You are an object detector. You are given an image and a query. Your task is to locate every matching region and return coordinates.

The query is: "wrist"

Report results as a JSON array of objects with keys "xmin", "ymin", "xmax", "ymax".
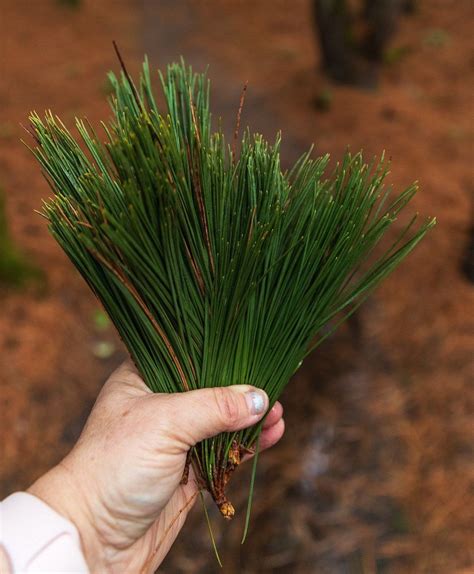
[{"xmin": 27, "ymin": 461, "xmax": 105, "ymax": 572}]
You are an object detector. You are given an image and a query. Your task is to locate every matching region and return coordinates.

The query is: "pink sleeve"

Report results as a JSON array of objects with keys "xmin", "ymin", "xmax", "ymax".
[{"xmin": 0, "ymin": 492, "xmax": 89, "ymax": 573}]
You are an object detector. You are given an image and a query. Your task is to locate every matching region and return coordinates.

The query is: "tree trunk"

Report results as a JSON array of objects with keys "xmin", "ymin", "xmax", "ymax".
[
  {"xmin": 312, "ymin": 0, "xmax": 360, "ymax": 84},
  {"xmin": 312, "ymin": 0, "xmax": 418, "ymax": 85},
  {"xmin": 365, "ymin": 0, "xmax": 402, "ymax": 61}
]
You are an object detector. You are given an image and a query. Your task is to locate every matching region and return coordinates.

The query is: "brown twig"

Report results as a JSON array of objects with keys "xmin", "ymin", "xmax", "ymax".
[
  {"xmin": 90, "ymin": 248, "xmax": 191, "ymax": 391},
  {"xmin": 232, "ymin": 80, "xmax": 248, "ymax": 163},
  {"xmin": 140, "ymin": 489, "xmax": 199, "ymax": 574},
  {"xmin": 112, "ymin": 40, "xmax": 142, "ymax": 109}
]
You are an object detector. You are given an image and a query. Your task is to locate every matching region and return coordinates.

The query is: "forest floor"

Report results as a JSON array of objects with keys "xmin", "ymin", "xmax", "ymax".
[{"xmin": 0, "ymin": 1, "xmax": 472, "ymax": 573}]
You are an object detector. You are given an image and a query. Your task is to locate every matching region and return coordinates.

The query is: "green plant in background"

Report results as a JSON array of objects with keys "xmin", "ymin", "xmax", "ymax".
[
  {"xmin": 92, "ymin": 308, "xmax": 111, "ymax": 331},
  {"xmin": 314, "ymin": 86, "xmax": 333, "ymax": 111},
  {"xmin": 383, "ymin": 44, "xmax": 412, "ymax": 65},
  {"xmin": 423, "ymin": 28, "xmax": 450, "ymax": 48},
  {"xmin": 0, "ymin": 189, "xmax": 42, "ymax": 288},
  {"xmin": 91, "ymin": 308, "xmax": 115, "ymax": 360},
  {"xmin": 28, "ymin": 55, "xmax": 434, "ymax": 529}
]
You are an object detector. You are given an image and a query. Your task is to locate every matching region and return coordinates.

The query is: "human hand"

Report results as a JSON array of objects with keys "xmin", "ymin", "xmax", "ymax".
[{"xmin": 28, "ymin": 362, "xmax": 285, "ymax": 573}]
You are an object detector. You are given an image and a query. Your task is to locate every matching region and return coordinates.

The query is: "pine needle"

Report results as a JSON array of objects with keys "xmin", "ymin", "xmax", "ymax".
[
  {"xmin": 28, "ymin": 56, "xmax": 435, "ymax": 520},
  {"xmin": 200, "ymin": 490, "xmax": 223, "ymax": 567},
  {"xmin": 241, "ymin": 434, "xmax": 260, "ymax": 544}
]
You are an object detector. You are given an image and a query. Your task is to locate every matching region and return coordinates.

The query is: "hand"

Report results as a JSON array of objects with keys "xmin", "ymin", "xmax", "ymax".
[{"xmin": 28, "ymin": 362, "xmax": 285, "ymax": 573}]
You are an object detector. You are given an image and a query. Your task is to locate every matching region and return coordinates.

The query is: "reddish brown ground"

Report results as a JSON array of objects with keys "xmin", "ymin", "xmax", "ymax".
[{"xmin": 0, "ymin": 1, "xmax": 472, "ymax": 573}]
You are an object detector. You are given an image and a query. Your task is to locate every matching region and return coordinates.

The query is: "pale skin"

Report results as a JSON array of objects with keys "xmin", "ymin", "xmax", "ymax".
[{"xmin": 10, "ymin": 362, "xmax": 285, "ymax": 573}]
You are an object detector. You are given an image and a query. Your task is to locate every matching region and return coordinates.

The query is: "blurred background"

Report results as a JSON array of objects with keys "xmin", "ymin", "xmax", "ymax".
[{"xmin": 0, "ymin": 1, "xmax": 473, "ymax": 572}]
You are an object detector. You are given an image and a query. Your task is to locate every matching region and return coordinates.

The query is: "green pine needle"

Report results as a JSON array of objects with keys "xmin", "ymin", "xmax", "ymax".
[
  {"xmin": 27, "ymin": 56, "xmax": 435, "ymax": 519},
  {"xmin": 200, "ymin": 490, "xmax": 223, "ymax": 567},
  {"xmin": 241, "ymin": 434, "xmax": 260, "ymax": 544}
]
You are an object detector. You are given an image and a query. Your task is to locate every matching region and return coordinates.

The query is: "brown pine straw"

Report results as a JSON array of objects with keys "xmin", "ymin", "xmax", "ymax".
[{"xmin": 141, "ymin": 489, "xmax": 199, "ymax": 574}]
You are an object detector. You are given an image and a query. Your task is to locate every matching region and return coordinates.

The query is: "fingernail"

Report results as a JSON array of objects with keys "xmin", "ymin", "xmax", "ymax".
[{"xmin": 246, "ymin": 390, "xmax": 267, "ymax": 415}]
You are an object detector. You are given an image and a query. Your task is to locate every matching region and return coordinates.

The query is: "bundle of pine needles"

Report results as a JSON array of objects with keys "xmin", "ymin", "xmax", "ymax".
[{"xmin": 28, "ymin": 55, "xmax": 434, "ymax": 525}]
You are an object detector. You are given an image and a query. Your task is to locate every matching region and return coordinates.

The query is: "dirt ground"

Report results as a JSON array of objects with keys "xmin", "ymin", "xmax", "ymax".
[{"xmin": 0, "ymin": 1, "xmax": 472, "ymax": 573}]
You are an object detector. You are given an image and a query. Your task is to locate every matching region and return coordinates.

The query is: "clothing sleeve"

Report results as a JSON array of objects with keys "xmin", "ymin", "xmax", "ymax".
[{"xmin": 0, "ymin": 492, "xmax": 89, "ymax": 573}]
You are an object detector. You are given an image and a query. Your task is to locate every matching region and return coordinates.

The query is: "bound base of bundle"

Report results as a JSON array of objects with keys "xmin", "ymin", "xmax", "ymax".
[{"xmin": 181, "ymin": 440, "xmax": 255, "ymax": 519}]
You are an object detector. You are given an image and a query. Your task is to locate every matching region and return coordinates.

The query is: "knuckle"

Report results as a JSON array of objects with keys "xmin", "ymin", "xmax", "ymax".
[{"xmin": 213, "ymin": 388, "xmax": 242, "ymax": 427}]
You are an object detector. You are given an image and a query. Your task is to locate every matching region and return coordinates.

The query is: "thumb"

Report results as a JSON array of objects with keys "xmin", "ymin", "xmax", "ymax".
[{"xmin": 157, "ymin": 385, "xmax": 269, "ymax": 446}]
